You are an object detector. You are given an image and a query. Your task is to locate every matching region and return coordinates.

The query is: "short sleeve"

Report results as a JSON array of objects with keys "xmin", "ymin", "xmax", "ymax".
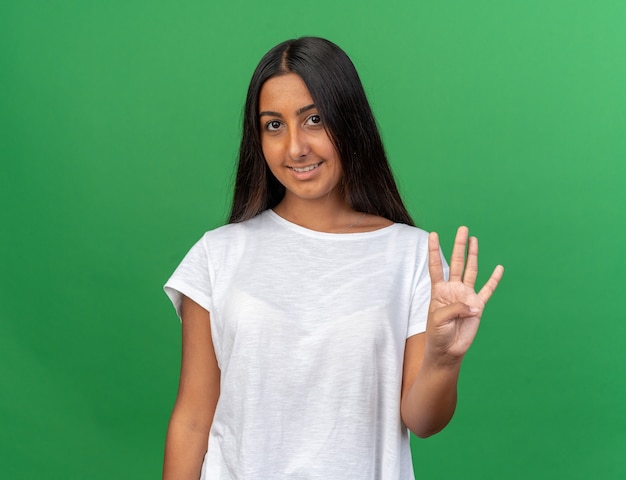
[
  {"xmin": 407, "ymin": 246, "xmax": 449, "ymax": 338},
  {"xmin": 164, "ymin": 235, "xmax": 214, "ymax": 320}
]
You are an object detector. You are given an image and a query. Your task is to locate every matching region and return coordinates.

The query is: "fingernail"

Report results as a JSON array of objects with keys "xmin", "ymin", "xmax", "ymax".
[{"xmin": 469, "ymin": 307, "xmax": 480, "ymax": 314}]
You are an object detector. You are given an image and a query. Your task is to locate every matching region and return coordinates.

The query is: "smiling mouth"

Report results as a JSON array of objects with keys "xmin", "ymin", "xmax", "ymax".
[{"xmin": 289, "ymin": 162, "xmax": 322, "ymax": 173}]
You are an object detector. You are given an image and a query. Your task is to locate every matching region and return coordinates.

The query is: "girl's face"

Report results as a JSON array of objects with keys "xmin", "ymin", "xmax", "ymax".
[{"xmin": 259, "ymin": 73, "xmax": 344, "ymax": 206}]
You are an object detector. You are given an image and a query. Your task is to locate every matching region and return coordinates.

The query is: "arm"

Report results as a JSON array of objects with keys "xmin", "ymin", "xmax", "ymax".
[
  {"xmin": 401, "ymin": 227, "xmax": 504, "ymax": 438},
  {"xmin": 163, "ymin": 296, "xmax": 221, "ymax": 480}
]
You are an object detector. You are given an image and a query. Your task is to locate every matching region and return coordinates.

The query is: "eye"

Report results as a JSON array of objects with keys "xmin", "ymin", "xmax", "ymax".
[
  {"xmin": 264, "ymin": 120, "xmax": 283, "ymax": 131},
  {"xmin": 305, "ymin": 114, "xmax": 322, "ymax": 126}
]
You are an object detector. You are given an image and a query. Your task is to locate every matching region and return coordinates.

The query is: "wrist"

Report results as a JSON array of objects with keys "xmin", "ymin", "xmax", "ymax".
[{"xmin": 422, "ymin": 344, "xmax": 464, "ymax": 371}]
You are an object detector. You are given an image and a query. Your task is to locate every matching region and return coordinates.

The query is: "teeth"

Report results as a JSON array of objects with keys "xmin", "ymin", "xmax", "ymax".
[{"xmin": 292, "ymin": 163, "xmax": 320, "ymax": 173}]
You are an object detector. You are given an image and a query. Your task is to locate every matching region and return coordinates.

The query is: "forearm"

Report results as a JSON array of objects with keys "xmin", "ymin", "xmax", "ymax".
[
  {"xmin": 164, "ymin": 296, "xmax": 220, "ymax": 479},
  {"xmin": 400, "ymin": 356, "xmax": 462, "ymax": 438},
  {"xmin": 163, "ymin": 409, "xmax": 211, "ymax": 480}
]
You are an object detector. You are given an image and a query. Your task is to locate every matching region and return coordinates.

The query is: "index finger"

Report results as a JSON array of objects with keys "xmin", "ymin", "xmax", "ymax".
[{"xmin": 428, "ymin": 232, "xmax": 445, "ymax": 284}]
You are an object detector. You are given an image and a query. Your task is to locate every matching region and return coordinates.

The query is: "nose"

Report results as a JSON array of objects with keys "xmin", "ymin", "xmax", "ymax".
[{"xmin": 287, "ymin": 127, "xmax": 311, "ymax": 160}]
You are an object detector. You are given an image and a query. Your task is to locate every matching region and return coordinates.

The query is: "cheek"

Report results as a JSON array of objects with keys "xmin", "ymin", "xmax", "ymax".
[
  {"xmin": 327, "ymin": 147, "xmax": 343, "ymax": 175},
  {"xmin": 261, "ymin": 144, "xmax": 283, "ymax": 178},
  {"xmin": 320, "ymin": 139, "xmax": 340, "ymax": 165},
  {"xmin": 260, "ymin": 141, "xmax": 275, "ymax": 165},
  {"xmin": 261, "ymin": 135, "xmax": 283, "ymax": 159}
]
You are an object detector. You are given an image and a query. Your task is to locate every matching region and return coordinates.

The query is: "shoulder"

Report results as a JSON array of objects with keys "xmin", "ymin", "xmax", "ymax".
[
  {"xmin": 387, "ymin": 221, "xmax": 430, "ymax": 244},
  {"xmin": 378, "ymin": 223, "xmax": 431, "ymax": 264},
  {"xmin": 394, "ymin": 223, "xmax": 430, "ymax": 240},
  {"xmin": 355, "ymin": 214, "xmax": 429, "ymax": 242},
  {"xmin": 197, "ymin": 210, "xmax": 274, "ymax": 247}
]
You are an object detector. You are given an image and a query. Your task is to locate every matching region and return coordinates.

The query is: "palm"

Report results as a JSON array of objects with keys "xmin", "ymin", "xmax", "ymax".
[{"xmin": 426, "ymin": 227, "xmax": 503, "ymax": 362}]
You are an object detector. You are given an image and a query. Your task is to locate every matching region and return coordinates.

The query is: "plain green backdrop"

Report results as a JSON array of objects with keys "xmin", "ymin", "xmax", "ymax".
[{"xmin": 1, "ymin": 0, "xmax": 625, "ymax": 478}]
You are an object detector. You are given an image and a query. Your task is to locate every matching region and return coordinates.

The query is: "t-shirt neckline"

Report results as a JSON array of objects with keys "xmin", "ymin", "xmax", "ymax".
[{"xmin": 265, "ymin": 209, "xmax": 399, "ymax": 239}]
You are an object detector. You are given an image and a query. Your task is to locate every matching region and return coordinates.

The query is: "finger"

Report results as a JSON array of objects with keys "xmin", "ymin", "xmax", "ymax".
[
  {"xmin": 463, "ymin": 236, "xmax": 479, "ymax": 287},
  {"xmin": 449, "ymin": 226, "xmax": 468, "ymax": 282},
  {"xmin": 478, "ymin": 265, "xmax": 504, "ymax": 303},
  {"xmin": 428, "ymin": 232, "xmax": 445, "ymax": 284},
  {"xmin": 429, "ymin": 302, "xmax": 480, "ymax": 325}
]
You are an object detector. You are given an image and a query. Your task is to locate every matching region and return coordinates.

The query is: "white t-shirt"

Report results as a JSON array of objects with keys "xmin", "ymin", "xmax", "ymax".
[{"xmin": 165, "ymin": 209, "xmax": 445, "ymax": 480}]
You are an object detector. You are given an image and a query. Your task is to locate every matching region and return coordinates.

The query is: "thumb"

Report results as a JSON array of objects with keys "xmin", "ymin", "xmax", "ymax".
[{"xmin": 429, "ymin": 302, "xmax": 480, "ymax": 325}]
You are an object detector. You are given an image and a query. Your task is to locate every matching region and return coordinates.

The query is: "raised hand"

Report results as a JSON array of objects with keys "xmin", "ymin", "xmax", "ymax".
[{"xmin": 426, "ymin": 226, "xmax": 504, "ymax": 366}]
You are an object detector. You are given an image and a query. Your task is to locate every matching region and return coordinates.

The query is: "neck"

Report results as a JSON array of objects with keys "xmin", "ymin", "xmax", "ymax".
[{"xmin": 273, "ymin": 193, "xmax": 359, "ymax": 233}]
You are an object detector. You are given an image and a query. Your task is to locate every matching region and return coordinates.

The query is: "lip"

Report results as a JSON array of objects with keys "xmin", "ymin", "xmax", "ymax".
[{"xmin": 287, "ymin": 161, "xmax": 323, "ymax": 179}]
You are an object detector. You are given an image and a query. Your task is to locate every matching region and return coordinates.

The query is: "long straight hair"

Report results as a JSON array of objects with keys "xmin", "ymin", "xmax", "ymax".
[{"xmin": 228, "ymin": 37, "xmax": 414, "ymax": 226}]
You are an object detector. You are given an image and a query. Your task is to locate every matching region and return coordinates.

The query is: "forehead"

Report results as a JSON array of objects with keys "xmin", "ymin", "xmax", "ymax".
[{"xmin": 259, "ymin": 73, "xmax": 314, "ymax": 112}]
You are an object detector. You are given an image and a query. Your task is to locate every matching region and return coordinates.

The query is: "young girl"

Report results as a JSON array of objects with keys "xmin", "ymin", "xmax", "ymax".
[{"xmin": 163, "ymin": 37, "xmax": 503, "ymax": 480}]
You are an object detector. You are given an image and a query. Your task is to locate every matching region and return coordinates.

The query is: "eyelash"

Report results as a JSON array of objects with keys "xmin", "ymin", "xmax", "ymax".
[
  {"xmin": 306, "ymin": 114, "xmax": 322, "ymax": 126},
  {"xmin": 265, "ymin": 120, "xmax": 282, "ymax": 131},
  {"xmin": 263, "ymin": 114, "xmax": 323, "ymax": 132}
]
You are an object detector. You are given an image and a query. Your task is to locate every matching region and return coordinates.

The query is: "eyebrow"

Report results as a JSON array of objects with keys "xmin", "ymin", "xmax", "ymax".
[
  {"xmin": 296, "ymin": 104, "xmax": 316, "ymax": 115},
  {"xmin": 259, "ymin": 104, "xmax": 316, "ymax": 118}
]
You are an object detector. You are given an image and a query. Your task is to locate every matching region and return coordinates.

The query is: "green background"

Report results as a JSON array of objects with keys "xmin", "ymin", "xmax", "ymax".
[{"xmin": 1, "ymin": 0, "xmax": 625, "ymax": 478}]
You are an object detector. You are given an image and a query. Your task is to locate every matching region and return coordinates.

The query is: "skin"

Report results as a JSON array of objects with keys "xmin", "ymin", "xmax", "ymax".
[
  {"xmin": 259, "ymin": 73, "xmax": 391, "ymax": 232},
  {"xmin": 401, "ymin": 228, "xmax": 504, "ymax": 437},
  {"xmin": 163, "ymin": 297, "xmax": 219, "ymax": 480},
  {"xmin": 162, "ymin": 73, "xmax": 504, "ymax": 478}
]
